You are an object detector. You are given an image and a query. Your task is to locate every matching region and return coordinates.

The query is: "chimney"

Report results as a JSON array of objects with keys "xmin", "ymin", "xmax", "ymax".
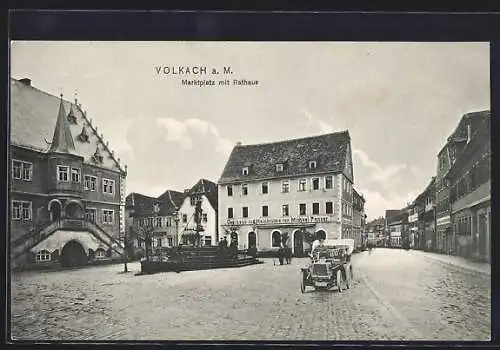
[
  {"xmin": 467, "ymin": 123, "xmax": 472, "ymax": 144},
  {"xmin": 19, "ymin": 78, "xmax": 31, "ymax": 86},
  {"xmin": 236, "ymin": 141, "xmax": 242, "ymax": 146}
]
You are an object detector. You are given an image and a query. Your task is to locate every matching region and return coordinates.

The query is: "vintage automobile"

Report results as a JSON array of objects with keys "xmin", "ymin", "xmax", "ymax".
[{"xmin": 300, "ymin": 239, "xmax": 354, "ymax": 293}]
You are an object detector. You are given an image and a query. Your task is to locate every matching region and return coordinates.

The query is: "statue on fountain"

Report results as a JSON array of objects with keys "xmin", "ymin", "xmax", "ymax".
[{"xmin": 193, "ymin": 197, "xmax": 204, "ymax": 247}]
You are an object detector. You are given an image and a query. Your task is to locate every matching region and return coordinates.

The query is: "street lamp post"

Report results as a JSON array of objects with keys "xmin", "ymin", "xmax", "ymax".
[{"xmin": 174, "ymin": 211, "xmax": 180, "ymax": 247}]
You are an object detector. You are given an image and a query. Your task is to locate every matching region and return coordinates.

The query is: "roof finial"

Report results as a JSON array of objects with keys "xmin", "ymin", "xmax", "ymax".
[{"xmin": 74, "ymin": 89, "xmax": 78, "ymax": 104}]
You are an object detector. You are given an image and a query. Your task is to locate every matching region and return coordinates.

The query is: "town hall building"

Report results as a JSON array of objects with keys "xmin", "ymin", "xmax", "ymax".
[
  {"xmin": 10, "ymin": 78, "xmax": 127, "ymax": 269},
  {"xmin": 217, "ymin": 131, "xmax": 355, "ymax": 256}
]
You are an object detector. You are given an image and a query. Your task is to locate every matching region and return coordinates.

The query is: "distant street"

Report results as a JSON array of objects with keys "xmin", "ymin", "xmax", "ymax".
[{"xmin": 10, "ymin": 249, "xmax": 490, "ymax": 341}]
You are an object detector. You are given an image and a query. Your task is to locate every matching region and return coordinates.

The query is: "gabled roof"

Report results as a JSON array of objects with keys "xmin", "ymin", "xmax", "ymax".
[
  {"xmin": 415, "ymin": 177, "xmax": 436, "ymax": 203},
  {"xmin": 10, "ymin": 78, "xmax": 125, "ymax": 174},
  {"xmin": 218, "ymin": 131, "xmax": 351, "ymax": 184},
  {"xmin": 188, "ymin": 178, "xmax": 218, "ymax": 210},
  {"xmin": 127, "ymin": 190, "xmax": 186, "ymax": 217},
  {"xmin": 438, "ymin": 110, "xmax": 491, "ymax": 157},
  {"xmin": 125, "ymin": 193, "xmax": 158, "ymax": 216}
]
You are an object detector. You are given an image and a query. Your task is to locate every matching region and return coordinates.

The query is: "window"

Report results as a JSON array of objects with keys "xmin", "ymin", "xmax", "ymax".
[
  {"xmin": 242, "ymin": 207, "xmax": 249, "ymax": 218},
  {"xmin": 282, "ymin": 180, "xmax": 290, "ymax": 193},
  {"xmin": 12, "ymin": 160, "xmax": 22, "ymax": 179},
  {"xmin": 166, "ymin": 217, "xmax": 172, "ymax": 227},
  {"xmin": 282, "ymin": 204, "xmax": 289, "ymax": 216},
  {"xmin": 12, "ymin": 160, "xmax": 32, "ymax": 181},
  {"xmin": 299, "ymin": 203, "xmax": 306, "ymax": 216},
  {"xmin": 262, "ymin": 205, "xmax": 269, "ymax": 217},
  {"xmin": 227, "ymin": 185, "xmax": 233, "ymax": 196},
  {"xmin": 84, "ymin": 175, "xmax": 97, "ymax": 191},
  {"xmin": 12, "ymin": 201, "xmax": 31, "ymax": 220},
  {"xmin": 156, "ymin": 238, "xmax": 162, "ymax": 247},
  {"xmin": 102, "ymin": 179, "xmax": 115, "ymax": 195},
  {"xmin": 262, "ymin": 182, "xmax": 268, "ymax": 194},
  {"xmin": 71, "ymin": 168, "xmax": 81, "ymax": 183},
  {"xmin": 276, "ymin": 163, "xmax": 283, "ymax": 172},
  {"xmin": 242, "ymin": 184, "xmax": 248, "ymax": 196},
  {"xmin": 182, "ymin": 214, "xmax": 188, "ymax": 223},
  {"xmin": 95, "ymin": 249, "xmax": 106, "ymax": 259},
  {"xmin": 309, "ymin": 160, "xmax": 317, "ymax": 169},
  {"xmin": 298, "ymin": 179, "xmax": 307, "ymax": 191},
  {"xmin": 102, "ymin": 209, "xmax": 114, "ymax": 224},
  {"xmin": 168, "ymin": 237, "xmax": 174, "ymax": 246},
  {"xmin": 57, "ymin": 165, "xmax": 69, "ymax": 182},
  {"xmin": 85, "ymin": 208, "xmax": 97, "ymax": 222},
  {"xmin": 228, "ymin": 207, "xmax": 234, "ymax": 219},
  {"xmin": 36, "ymin": 250, "xmax": 51, "ymax": 262},
  {"xmin": 202, "ymin": 213, "xmax": 208, "ymax": 222},
  {"xmin": 312, "ymin": 202, "xmax": 319, "ymax": 215},
  {"xmin": 312, "ymin": 178, "xmax": 320, "ymax": 190},
  {"xmin": 325, "ymin": 176, "xmax": 333, "ymax": 189},
  {"xmin": 242, "ymin": 167, "xmax": 249, "ymax": 175},
  {"xmin": 22, "ymin": 162, "xmax": 32, "ymax": 181},
  {"xmin": 326, "ymin": 202, "xmax": 333, "ymax": 214},
  {"xmin": 155, "ymin": 217, "xmax": 162, "ymax": 227},
  {"xmin": 272, "ymin": 231, "xmax": 281, "ymax": 247},
  {"xmin": 190, "ymin": 196, "xmax": 196, "ymax": 206}
]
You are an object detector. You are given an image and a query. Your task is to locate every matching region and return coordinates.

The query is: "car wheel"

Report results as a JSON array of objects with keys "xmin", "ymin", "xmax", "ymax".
[{"xmin": 336, "ymin": 270, "xmax": 343, "ymax": 293}]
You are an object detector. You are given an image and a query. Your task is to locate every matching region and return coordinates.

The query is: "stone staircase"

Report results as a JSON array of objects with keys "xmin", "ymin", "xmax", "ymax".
[{"xmin": 11, "ymin": 218, "xmax": 124, "ymax": 261}]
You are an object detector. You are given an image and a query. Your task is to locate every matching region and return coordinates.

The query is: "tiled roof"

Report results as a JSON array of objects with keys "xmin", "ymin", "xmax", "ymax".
[
  {"xmin": 438, "ymin": 110, "xmax": 491, "ymax": 156},
  {"xmin": 415, "ymin": 177, "xmax": 436, "ymax": 202},
  {"xmin": 158, "ymin": 190, "xmax": 186, "ymax": 208},
  {"xmin": 218, "ymin": 131, "xmax": 351, "ymax": 184},
  {"xmin": 127, "ymin": 190, "xmax": 186, "ymax": 217},
  {"xmin": 189, "ymin": 178, "xmax": 218, "ymax": 210},
  {"xmin": 10, "ymin": 78, "xmax": 125, "ymax": 173}
]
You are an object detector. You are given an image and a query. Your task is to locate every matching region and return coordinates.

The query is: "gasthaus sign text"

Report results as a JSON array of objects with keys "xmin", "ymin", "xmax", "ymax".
[{"xmin": 226, "ymin": 216, "xmax": 334, "ymax": 226}]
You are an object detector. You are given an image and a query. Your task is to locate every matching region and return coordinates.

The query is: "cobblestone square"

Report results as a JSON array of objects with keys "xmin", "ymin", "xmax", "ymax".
[{"xmin": 10, "ymin": 248, "xmax": 491, "ymax": 341}]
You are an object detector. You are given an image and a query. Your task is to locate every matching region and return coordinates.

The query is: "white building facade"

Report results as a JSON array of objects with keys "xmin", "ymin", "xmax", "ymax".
[
  {"xmin": 218, "ymin": 131, "xmax": 355, "ymax": 256},
  {"xmin": 178, "ymin": 179, "xmax": 218, "ymax": 246}
]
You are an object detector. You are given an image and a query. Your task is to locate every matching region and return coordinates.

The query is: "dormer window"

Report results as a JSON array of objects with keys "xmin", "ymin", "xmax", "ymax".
[
  {"xmin": 93, "ymin": 147, "xmax": 104, "ymax": 164},
  {"xmin": 78, "ymin": 125, "xmax": 89, "ymax": 142},
  {"xmin": 67, "ymin": 108, "xmax": 77, "ymax": 124},
  {"xmin": 242, "ymin": 167, "xmax": 249, "ymax": 176},
  {"xmin": 276, "ymin": 163, "xmax": 284, "ymax": 172},
  {"xmin": 309, "ymin": 160, "xmax": 317, "ymax": 169},
  {"xmin": 153, "ymin": 203, "xmax": 160, "ymax": 214}
]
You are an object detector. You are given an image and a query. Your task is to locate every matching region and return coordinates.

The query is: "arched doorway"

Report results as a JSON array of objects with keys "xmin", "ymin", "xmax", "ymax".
[
  {"xmin": 248, "ymin": 232, "xmax": 257, "ymax": 249},
  {"xmin": 66, "ymin": 201, "xmax": 84, "ymax": 220},
  {"xmin": 293, "ymin": 230, "xmax": 304, "ymax": 257},
  {"xmin": 49, "ymin": 200, "xmax": 62, "ymax": 221},
  {"xmin": 271, "ymin": 230, "xmax": 281, "ymax": 248},
  {"xmin": 316, "ymin": 229, "xmax": 327, "ymax": 240},
  {"xmin": 60, "ymin": 240, "xmax": 88, "ymax": 267}
]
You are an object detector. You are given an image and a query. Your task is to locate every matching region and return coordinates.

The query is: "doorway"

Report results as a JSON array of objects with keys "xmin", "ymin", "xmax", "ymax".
[
  {"xmin": 60, "ymin": 240, "xmax": 88, "ymax": 267},
  {"xmin": 248, "ymin": 232, "xmax": 256, "ymax": 249},
  {"xmin": 293, "ymin": 230, "xmax": 304, "ymax": 257},
  {"xmin": 49, "ymin": 201, "xmax": 61, "ymax": 221}
]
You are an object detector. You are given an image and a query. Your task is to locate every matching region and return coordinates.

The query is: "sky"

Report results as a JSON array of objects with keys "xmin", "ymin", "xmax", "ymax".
[{"xmin": 10, "ymin": 41, "xmax": 490, "ymax": 220}]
